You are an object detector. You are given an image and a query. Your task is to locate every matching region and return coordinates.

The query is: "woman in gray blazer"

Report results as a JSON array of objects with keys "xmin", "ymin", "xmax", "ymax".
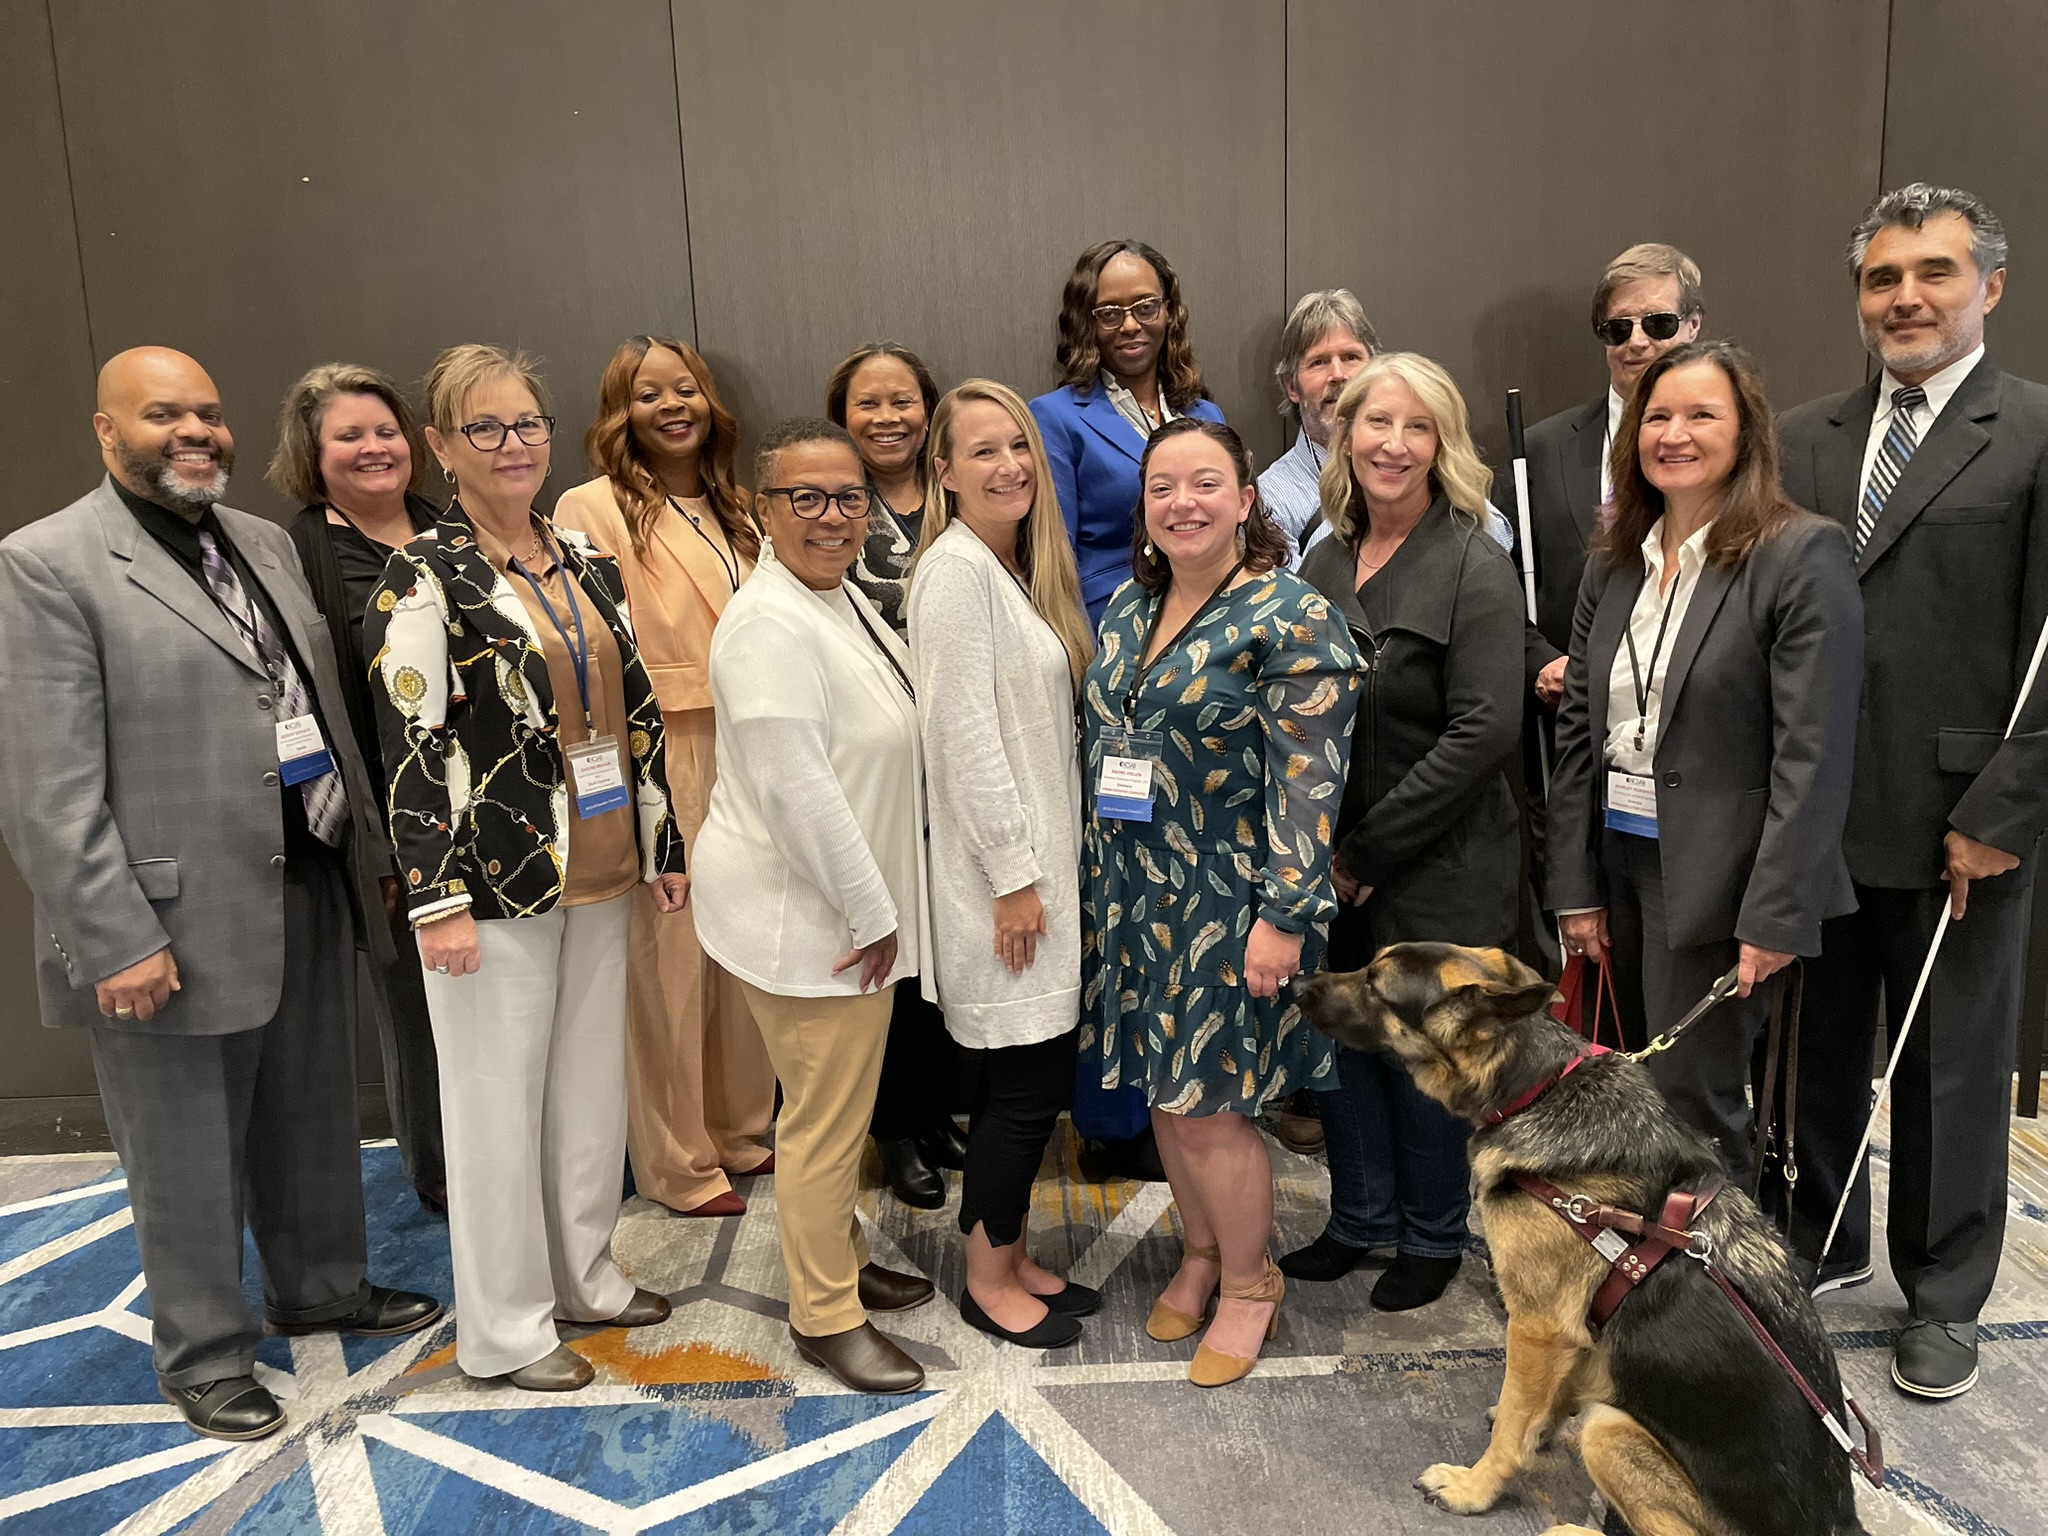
[{"xmin": 1550, "ymin": 342, "xmax": 1864, "ymax": 1186}]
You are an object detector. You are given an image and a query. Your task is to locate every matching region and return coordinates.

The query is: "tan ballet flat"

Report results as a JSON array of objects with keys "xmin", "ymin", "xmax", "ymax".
[
  {"xmin": 1188, "ymin": 1258, "xmax": 1284, "ymax": 1387},
  {"xmin": 1146, "ymin": 1241, "xmax": 1221, "ymax": 1342}
]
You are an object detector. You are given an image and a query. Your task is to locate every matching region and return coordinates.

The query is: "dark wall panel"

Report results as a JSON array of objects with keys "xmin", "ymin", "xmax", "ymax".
[
  {"xmin": 0, "ymin": 0, "xmax": 99, "ymax": 1096},
  {"xmin": 1286, "ymin": 0, "xmax": 1888, "ymax": 466},
  {"xmin": 1883, "ymin": 0, "xmax": 2048, "ymax": 385},
  {"xmin": 673, "ymin": 0, "xmax": 1288, "ymax": 466},
  {"xmin": 48, "ymin": 0, "xmax": 695, "ymax": 522}
]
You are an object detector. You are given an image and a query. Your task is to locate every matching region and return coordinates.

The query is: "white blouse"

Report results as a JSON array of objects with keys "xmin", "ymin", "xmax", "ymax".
[
  {"xmin": 691, "ymin": 544, "xmax": 932, "ymax": 999},
  {"xmin": 1603, "ymin": 516, "xmax": 1712, "ymax": 775}
]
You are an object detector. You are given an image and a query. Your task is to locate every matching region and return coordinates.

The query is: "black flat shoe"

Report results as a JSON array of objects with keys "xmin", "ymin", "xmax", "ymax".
[
  {"xmin": 958, "ymin": 1288, "xmax": 1082, "ymax": 1348},
  {"xmin": 162, "ymin": 1376, "xmax": 285, "ymax": 1441},
  {"xmin": 1040, "ymin": 1281, "xmax": 1102, "ymax": 1317},
  {"xmin": 877, "ymin": 1137, "xmax": 945, "ymax": 1209},
  {"xmin": 1370, "ymin": 1252, "xmax": 1461, "ymax": 1312},
  {"xmin": 918, "ymin": 1118, "xmax": 970, "ymax": 1170},
  {"xmin": 269, "ymin": 1284, "xmax": 443, "ymax": 1337},
  {"xmin": 1279, "ymin": 1232, "xmax": 1376, "ymax": 1282}
]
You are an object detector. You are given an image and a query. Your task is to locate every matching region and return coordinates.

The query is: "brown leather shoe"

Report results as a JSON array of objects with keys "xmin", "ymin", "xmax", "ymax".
[
  {"xmin": 857, "ymin": 1262, "xmax": 935, "ymax": 1314},
  {"xmin": 506, "ymin": 1343, "xmax": 594, "ymax": 1392},
  {"xmin": 790, "ymin": 1321, "xmax": 925, "ymax": 1393},
  {"xmin": 559, "ymin": 1287, "xmax": 671, "ymax": 1329}
]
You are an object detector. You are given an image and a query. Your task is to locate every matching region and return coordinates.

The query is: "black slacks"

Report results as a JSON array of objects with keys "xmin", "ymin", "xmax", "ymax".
[
  {"xmin": 870, "ymin": 981, "xmax": 962, "ymax": 1141},
  {"xmin": 88, "ymin": 856, "xmax": 371, "ymax": 1387},
  {"xmin": 370, "ymin": 902, "xmax": 446, "ymax": 1193},
  {"xmin": 1600, "ymin": 830, "xmax": 1773, "ymax": 1186},
  {"xmin": 1771, "ymin": 876, "xmax": 2028, "ymax": 1322},
  {"xmin": 957, "ymin": 1028, "xmax": 1078, "ymax": 1247}
]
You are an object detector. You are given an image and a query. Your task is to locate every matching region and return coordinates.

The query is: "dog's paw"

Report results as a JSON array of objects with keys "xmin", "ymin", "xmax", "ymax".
[{"xmin": 1416, "ymin": 1462, "xmax": 1503, "ymax": 1514}]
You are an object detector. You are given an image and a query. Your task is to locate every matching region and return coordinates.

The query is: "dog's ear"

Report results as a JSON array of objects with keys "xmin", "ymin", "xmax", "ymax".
[{"xmin": 1451, "ymin": 952, "xmax": 1557, "ymax": 1027}]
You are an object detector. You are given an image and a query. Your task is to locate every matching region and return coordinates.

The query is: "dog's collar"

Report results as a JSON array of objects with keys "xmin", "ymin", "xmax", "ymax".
[{"xmin": 1483, "ymin": 1044, "xmax": 1611, "ymax": 1127}]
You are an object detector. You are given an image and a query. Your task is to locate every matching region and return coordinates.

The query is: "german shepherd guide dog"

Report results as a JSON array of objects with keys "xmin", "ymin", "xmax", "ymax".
[{"xmin": 1297, "ymin": 942, "xmax": 1865, "ymax": 1536}]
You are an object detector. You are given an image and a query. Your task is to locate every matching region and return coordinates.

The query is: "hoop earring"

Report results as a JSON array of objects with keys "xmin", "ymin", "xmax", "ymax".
[{"xmin": 441, "ymin": 465, "xmax": 455, "ymax": 484}]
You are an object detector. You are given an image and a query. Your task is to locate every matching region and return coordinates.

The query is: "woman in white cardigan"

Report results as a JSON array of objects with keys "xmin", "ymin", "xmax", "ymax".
[
  {"xmin": 691, "ymin": 418, "xmax": 936, "ymax": 1396},
  {"xmin": 907, "ymin": 381, "xmax": 1099, "ymax": 1348}
]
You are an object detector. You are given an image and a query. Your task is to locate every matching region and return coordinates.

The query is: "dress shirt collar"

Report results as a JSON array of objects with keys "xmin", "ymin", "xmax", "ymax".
[
  {"xmin": 1100, "ymin": 370, "xmax": 1175, "ymax": 437},
  {"xmin": 1879, "ymin": 342, "xmax": 1984, "ymax": 425},
  {"xmin": 111, "ymin": 474, "xmax": 223, "ymax": 562},
  {"xmin": 1606, "ymin": 387, "xmax": 1625, "ymax": 446},
  {"xmin": 1293, "ymin": 424, "xmax": 1327, "ymax": 475},
  {"xmin": 1640, "ymin": 514, "xmax": 1713, "ymax": 583}
]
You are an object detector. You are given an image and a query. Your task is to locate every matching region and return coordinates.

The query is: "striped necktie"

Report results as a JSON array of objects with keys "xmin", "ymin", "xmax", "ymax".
[
  {"xmin": 196, "ymin": 530, "xmax": 349, "ymax": 846},
  {"xmin": 1856, "ymin": 384, "xmax": 1928, "ymax": 557}
]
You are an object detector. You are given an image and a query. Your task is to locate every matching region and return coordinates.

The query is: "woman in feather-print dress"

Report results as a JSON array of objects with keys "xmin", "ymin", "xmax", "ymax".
[{"xmin": 1080, "ymin": 418, "xmax": 1359, "ymax": 1387}]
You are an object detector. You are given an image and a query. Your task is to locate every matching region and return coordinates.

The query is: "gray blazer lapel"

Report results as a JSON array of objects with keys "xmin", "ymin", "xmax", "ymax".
[
  {"xmin": 1857, "ymin": 361, "xmax": 2000, "ymax": 574},
  {"xmin": 94, "ymin": 488, "xmax": 264, "ymax": 678},
  {"xmin": 1582, "ymin": 558, "xmax": 1644, "ymax": 757},
  {"xmin": 1658, "ymin": 561, "xmax": 1738, "ymax": 727},
  {"xmin": 1565, "ymin": 397, "xmax": 1606, "ymax": 545},
  {"xmin": 229, "ymin": 518, "xmax": 323, "ymax": 665}
]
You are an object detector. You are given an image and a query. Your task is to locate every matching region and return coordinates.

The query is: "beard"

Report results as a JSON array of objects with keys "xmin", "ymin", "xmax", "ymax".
[
  {"xmin": 116, "ymin": 435, "xmax": 234, "ymax": 510},
  {"xmin": 1860, "ymin": 308, "xmax": 1973, "ymax": 379}
]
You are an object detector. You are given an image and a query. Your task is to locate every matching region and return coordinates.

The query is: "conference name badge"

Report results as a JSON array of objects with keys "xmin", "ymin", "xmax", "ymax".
[
  {"xmin": 1604, "ymin": 769, "xmax": 1659, "ymax": 839},
  {"xmin": 1095, "ymin": 725, "xmax": 1163, "ymax": 823},
  {"xmin": 567, "ymin": 735, "xmax": 630, "ymax": 819},
  {"xmin": 274, "ymin": 715, "xmax": 337, "ymax": 786}
]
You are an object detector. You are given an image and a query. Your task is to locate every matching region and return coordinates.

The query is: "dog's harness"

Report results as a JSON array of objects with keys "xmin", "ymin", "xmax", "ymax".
[{"xmin": 1490, "ymin": 1050, "xmax": 1885, "ymax": 1488}]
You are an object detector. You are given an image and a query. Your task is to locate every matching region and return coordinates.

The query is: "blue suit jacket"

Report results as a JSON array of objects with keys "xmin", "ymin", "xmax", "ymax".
[{"xmin": 1029, "ymin": 383, "xmax": 1226, "ymax": 623}]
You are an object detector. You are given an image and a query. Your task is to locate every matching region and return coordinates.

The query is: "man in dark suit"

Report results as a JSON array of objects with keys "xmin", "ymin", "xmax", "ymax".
[
  {"xmin": 1777, "ymin": 185, "xmax": 2048, "ymax": 1400},
  {"xmin": 0, "ymin": 349, "xmax": 440, "ymax": 1440}
]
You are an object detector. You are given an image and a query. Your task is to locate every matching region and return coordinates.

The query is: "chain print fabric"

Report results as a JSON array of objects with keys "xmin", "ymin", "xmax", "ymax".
[{"xmin": 1080, "ymin": 568, "xmax": 1361, "ymax": 1116}]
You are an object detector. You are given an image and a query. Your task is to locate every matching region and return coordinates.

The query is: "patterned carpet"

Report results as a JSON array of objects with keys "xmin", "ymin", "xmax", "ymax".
[{"xmin": 3, "ymin": 1100, "xmax": 2046, "ymax": 1535}]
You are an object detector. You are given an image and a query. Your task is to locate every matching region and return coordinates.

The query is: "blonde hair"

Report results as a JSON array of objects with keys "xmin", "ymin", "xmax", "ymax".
[
  {"xmin": 423, "ymin": 343, "xmax": 549, "ymax": 437},
  {"xmin": 1317, "ymin": 353, "xmax": 1492, "ymax": 544},
  {"xmin": 915, "ymin": 379, "xmax": 1094, "ymax": 686},
  {"xmin": 266, "ymin": 362, "xmax": 426, "ymax": 506}
]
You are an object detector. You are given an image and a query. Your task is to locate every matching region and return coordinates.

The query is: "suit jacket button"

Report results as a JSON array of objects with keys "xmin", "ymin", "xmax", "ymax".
[
  {"xmin": 258, "ymin": 696, "xmax": 274, "ymax": 710},
  {"xmin": 263, "ymin": 770, "xmax": 280, "ymax": 786},
  {"xmin": 1662, "ymin": 771, "xmax": 1681, "ymax": 788},
  {"xmin": 270, "ymin": 854, "xmax": 286, "ymax": 868}
]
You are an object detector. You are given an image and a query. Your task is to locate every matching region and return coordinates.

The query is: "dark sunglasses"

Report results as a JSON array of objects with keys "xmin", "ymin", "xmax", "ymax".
[{"xmin": 1594, "ymin": 312, "xmax": 1684, "ymax": 347}]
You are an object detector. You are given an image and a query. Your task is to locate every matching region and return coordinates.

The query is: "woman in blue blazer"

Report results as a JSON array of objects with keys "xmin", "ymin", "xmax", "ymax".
[{"xmin": 1031, "ymin": 240, "xmax": 1226, "ymax": 626}]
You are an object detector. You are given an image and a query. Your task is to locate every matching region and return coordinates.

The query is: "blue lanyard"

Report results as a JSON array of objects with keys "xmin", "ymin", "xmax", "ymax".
[{"xmin": 511, "ymin": 532, "xmax": 597, "ymax": 740}]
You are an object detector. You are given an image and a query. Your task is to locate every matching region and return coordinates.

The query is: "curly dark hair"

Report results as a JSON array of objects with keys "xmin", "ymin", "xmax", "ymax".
[
  {"xmin": 1054, "ymin": 240, "xmax": 1209, "ymax": 412},
  {"xmin": 1130, "ymin": 418, "xmax": 1289, "ymax": 592},
  {"xmin": 584, "ymin": 335, "xmax": 755, "ymax": 560}
]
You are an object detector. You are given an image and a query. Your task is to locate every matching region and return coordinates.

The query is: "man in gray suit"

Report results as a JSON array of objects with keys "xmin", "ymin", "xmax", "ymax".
[
  {"xmin": 1777, "ymin": 185, "xmax": 2048, "ymax": 1400},
  {"xmin": 0, "ymin": 348, "xmax": 440, "ymax": 1440}
]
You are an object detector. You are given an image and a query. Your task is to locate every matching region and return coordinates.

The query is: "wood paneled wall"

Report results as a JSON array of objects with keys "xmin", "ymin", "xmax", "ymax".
[{"xmin": 2, "ymin": 0, "xmax": 2041, "ymax": 1096}]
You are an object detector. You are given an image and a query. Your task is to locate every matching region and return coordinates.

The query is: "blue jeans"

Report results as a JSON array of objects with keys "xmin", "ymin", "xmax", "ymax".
[{"xmin": 1316, "ymin": 1045, "xmax": 1471, "ymax": 1258}]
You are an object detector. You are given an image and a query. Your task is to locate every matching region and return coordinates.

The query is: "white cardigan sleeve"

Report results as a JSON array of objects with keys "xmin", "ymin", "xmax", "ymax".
[
  {"xmin": 910, "ymin": 552, "xmax": 1042, "ymax": 898},
  {"xmin": 718, "ymin": 613, "xmax": 900, "ymax": 948}
]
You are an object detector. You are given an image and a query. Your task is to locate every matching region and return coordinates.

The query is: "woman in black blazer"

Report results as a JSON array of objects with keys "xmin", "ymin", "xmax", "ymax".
[
  {"xmin": 1291, "ymin": 354, "xmax": 1526, "ymax": 1311},
  {"xmin": 1550, "ymin": 341, "xmax": 1863, "ymax": 1186}
]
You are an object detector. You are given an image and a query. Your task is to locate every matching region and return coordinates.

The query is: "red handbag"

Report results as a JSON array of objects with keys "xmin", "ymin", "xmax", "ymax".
[{"xmin": 1548, "ymin": 953, "xmax": 1622, "ymax": 1049}]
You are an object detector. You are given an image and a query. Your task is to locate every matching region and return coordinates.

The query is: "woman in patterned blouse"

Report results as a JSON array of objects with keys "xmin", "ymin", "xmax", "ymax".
[{"xmin": 1080, "ymin": 417, "xmax": 1360, "ymax": 1387}]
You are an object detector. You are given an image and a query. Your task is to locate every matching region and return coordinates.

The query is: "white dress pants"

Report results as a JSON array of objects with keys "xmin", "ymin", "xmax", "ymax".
[{"xmin": 422, "ymin": 894, "xmax": 637, "ymax": 1376}]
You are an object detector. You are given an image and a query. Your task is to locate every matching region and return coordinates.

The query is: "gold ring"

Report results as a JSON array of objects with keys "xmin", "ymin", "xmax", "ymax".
[{"xmin": 114, "ymin": 1006, "xmax": 134, "ymax": 1017}]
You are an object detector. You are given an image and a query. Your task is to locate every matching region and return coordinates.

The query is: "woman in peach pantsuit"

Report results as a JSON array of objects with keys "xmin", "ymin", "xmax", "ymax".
[{"xmin": 555, "ymin": 335, "xmax": 775, "ymax": 1218}]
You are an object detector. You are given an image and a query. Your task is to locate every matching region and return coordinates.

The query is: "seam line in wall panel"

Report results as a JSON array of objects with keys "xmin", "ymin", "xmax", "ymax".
[
  {"xmin": 667, "ymin": 0, "xmax": 701, "ymax": 347},
  {"xmin": 1869, "ymin": 0, "xmax": 1897, "ymax": 386},
  {"xmin": 1281, "ymin": 0, "xmax": 1289, "ymax": 319},
  {"xmin": 43, "ymin": 0, "xmax": 99, "ymax": 366}
]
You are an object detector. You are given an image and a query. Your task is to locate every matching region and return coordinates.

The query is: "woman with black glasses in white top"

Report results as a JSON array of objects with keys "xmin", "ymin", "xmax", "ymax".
[{"xmin": 691, "ymin": 418, "xmax": 938, "ymax": 1396}]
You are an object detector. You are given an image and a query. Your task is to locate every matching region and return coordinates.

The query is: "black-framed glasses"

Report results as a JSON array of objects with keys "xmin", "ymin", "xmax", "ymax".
[
  {"xmin": 766, "ymin": 484, "xmax": 873, "ymax": 520},
  {"xmin": 459, "ymin": 415, "xmax": 555, "ymax": 450},
  {"xmin": 1594, "ymin": 312, "xmax": 1684, "ymax": 347},
  {"xmin": 1091, "ymin": 296, "xmax": 1165, "ymax": 329}
]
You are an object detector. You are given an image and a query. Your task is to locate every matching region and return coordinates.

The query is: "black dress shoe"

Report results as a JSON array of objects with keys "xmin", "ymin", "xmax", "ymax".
[
  {"xmin": 791, "ymin": 1321, "xmax": 925, "ymax": 1393},
  {"xmin": 958, "ymin": 1288, "xmax": 1083, "ymax": 1348},
  {"xmin": 162, "ymin": 1376, "xmax": 285, "ymax": 1441},
  {"xmin": 858, "ymin": 1262, "xmax": 936, "ymax": 1313},
  {"xmin": 1892, "ymin": 1318, "xmax": 1979, "ymax": 1398},
  {"xmin": 1040, "ymin": 1281, "xmax": 1102, "ymax": 1317},
  {"xmin": 1279, "ymin": 1232, "xmax": 1377, "ymax": 1282},
  {"xmin": 1078, "ymin": 1127, "xmax": 1168, "ymax": 1183},
  {"xmin": 877, "ymin": 1137, "xmax": 946, "ymax": 1209},
  {"xmin": 270, "ymin": 1284, "xmax": 443, "ymax": 1337},
  {"xmin": 918, "ymin": 1118, "xmax": 971, "ymax": 1171},
  {"xmin": 1371, "ymin": 1252, "xmax": 1462, "ymax": 1312}
]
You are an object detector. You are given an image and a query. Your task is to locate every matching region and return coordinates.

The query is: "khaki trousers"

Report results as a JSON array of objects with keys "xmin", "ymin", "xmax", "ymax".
[
  {"xmin": 738, "ymin": 979, "xmax": 895, "ymax": 1336},
  {"xmin": 627, "ymin": 708, "xmax": 777, "ymax": 1210}
]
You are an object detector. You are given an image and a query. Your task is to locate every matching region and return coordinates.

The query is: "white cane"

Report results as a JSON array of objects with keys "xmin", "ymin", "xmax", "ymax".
[
  {"xmin": 1818, "ymin": 606, "xmax": 2048, "ymax": 1267},
  {"xmin": 1506, "ymin": 389, "xmax": 1551, "ymax": 791}
]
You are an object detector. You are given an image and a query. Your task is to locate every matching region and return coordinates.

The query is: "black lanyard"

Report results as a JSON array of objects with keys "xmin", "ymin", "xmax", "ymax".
[
  {"xmin": 510, "ymin": 531, "xmax": 599, "ymax": 740},
  {"xmin": 1623, "ymin": 565, "xmax": 1685, "ymax": 754},
  {"xmin": 1124, "ymin": 559, "xmax": 1244, "ymax": 720},
  {"xmin": 846, "ymin": 587, "xmax": 916, "ymax": 701},
  {"xmin": 669, "ymin": 496, "xmax": 741, "ymax": 592}
]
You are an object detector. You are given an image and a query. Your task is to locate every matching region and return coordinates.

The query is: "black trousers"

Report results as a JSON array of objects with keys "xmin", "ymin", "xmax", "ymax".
[
  {"xmin": 1600, "ymin": 830, "xmax": 1772, "ymax": 1186},
  {"xmin": 371, "ymin": 902, "xmax": 446, "ymax": 1192},
  {"xmin": 88, "ymin": 857, "xmax": 371, "ymax": 1386},
  {"xmin": 870, "ymin": 981, "xmax": 961, "ymax": 1141},
  {"xmin": 1769, "ymin": 876, "xmax": 2028, "ymax": 1321},
  {"xmin": 957, "ymin": 1028, "xmax": 1078, "ymax": 1246}
]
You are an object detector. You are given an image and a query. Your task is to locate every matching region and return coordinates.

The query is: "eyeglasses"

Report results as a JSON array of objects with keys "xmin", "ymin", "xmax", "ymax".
[
  {"xmin": 1594, "ymin": 312, "xmax": 1684, "ymax": 347},
  {"xmin": 1091, "ymin": 296, "xmax": 1165, "ymax": 330},
  {"xmin": 766, "ymin": 485, "xmax": 873, "ymax": 519},
  {"xmin": 459, "ymin": 415, "xmax": 555, "ymax": 450}
]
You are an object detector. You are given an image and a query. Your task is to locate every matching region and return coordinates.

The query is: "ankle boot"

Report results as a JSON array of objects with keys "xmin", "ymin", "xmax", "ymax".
[{"xmin": 877, "ymin": 1137, "xmax": 945, "ymax": 1209}]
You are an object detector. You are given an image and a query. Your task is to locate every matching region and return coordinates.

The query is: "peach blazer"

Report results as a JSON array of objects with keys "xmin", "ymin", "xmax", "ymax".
[{"xmin": 552, "ymin": 477, "xmax": 753, "ymax": 714}]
